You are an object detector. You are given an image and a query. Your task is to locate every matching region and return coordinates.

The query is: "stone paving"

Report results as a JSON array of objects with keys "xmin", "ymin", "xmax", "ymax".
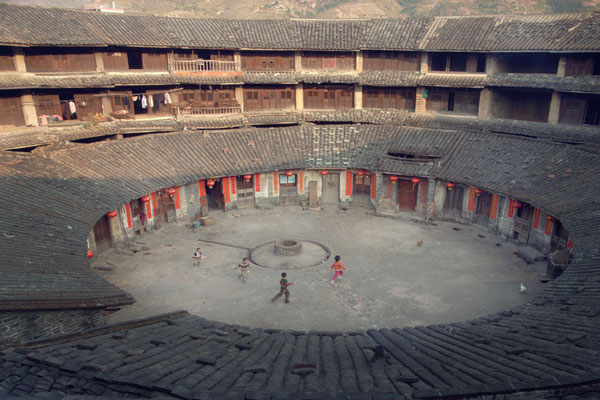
[{"xmin": 95, "ymin": 206, "xmax": 545, "ymax": 331}]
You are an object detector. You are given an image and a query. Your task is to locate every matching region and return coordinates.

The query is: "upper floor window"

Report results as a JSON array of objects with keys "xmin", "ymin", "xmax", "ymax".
[
  {"xmin": 565, "ymin": 54, "xmax": 600, "ymax": 76},
  {"xmin": 363, "ymin": 51, "xmax": 420, "ymax": 72},
  {"xmin": 494, "ymin": 53, "xmax": 558, "ymax": 74},
  {"xmin": 25, "ymin": 47, "xmax": 96, "ymax": 73},
  {"xmin": 241, "ymin": 51, "xmax": 294, "ymax": 71},
  {"xmin": 0, "ymin": 47, "xmax": 15, "ymax": 71},
  {"xmin": 301, "ymin": 52, "xmax": 355, "ymax": 71},
  {"xmin": 429, "ymin": 53, "xmax": 485, "ymax": 73}
]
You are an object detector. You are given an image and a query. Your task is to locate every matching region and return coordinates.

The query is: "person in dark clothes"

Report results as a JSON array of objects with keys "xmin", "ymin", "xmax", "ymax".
[{"xmin": 271, "ymin": 272, "xmax": 293, "ymax": 304}]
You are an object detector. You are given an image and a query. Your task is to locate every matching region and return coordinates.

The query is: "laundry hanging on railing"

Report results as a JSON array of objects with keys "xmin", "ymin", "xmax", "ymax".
[
  {"xmin": 141, "ymin": 95, "xmax": 147, "ymax": 109},
  {"xmin": 164, "ymin": 92, "xmax": 172, "ymax": 104}
]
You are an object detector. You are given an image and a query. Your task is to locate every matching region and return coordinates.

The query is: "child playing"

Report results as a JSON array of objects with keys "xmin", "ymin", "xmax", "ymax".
[
  {"xmin": 271, "ymin": 272, "xmax": 293, "ymax": 303},
  {"xmin": 192, "ymin": 248, "xmax": 204, "ymax": 266},
  {"xmin": 235, "ymin": 257, "xmax": 251, "ymax": 283},
  {"xmin": 330, "ymin": 255, "xmax": 346, "ymax": 284}
]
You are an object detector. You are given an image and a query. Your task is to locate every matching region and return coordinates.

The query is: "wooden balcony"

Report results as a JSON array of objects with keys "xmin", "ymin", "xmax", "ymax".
[
  {"xmin": 170, "ymin": 59, "xmax": 241, "ymax": 76},
  {"xmin": 177, "ymin": 106, "xmax": 242, "ymax": 116}
]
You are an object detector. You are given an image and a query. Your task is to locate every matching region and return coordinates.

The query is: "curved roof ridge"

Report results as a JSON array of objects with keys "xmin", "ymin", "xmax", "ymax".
[{"xmin": 0, "ymin": 3, "xmax": 598, "ymax": 51}]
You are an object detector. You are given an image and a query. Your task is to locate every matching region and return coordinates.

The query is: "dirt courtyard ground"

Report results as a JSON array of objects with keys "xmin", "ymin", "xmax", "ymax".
[{"xmin": 94, "ymin": 206, "xmax": 546, "ymax": 331}]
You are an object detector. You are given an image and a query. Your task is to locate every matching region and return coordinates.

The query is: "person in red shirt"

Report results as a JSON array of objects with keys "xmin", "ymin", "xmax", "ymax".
[{"xmin": 330, "ymin": 255, "xmax": 346, "ymax": 284}]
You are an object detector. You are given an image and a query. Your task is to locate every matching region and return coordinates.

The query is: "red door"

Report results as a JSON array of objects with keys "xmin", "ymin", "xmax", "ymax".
[{"xmin": 398, "ymin": 180, "xmax": 417, "ymax": 211}]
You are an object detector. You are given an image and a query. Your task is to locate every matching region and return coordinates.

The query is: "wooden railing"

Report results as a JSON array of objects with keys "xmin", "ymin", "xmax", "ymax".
[
  {"xmin": 171, "ymin": 59, "xmax": 240, "ymax": 73},
  {"xmin": 178, "ymin": 106, "xmax": 242, "ymax": 115}
]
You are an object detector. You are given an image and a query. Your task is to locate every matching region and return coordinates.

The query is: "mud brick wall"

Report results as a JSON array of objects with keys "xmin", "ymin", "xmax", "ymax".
[{"xmin": 0, "ymin": 308, "xmax": 106, "ymax": 344}]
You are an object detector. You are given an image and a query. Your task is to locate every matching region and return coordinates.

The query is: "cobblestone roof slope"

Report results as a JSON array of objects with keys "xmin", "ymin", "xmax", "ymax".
[
  {"xmin": 0, "ymin": 125, "xmax": 599, "ymax": 397},
  {"xmin": 0, "ymin": 110, "xmax": 598, "ymax": 153},
  {"xmin": 0, "ymin": 4, "xmax": 598, "ymax": 52}
]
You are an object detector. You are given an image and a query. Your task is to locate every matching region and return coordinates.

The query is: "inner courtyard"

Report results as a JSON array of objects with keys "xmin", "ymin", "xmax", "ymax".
[{"xmin": 97, "ymin": 207, "xmax": 544, "ymax": 331}]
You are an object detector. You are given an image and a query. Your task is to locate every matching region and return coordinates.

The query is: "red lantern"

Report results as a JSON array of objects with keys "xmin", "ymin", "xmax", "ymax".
[
  {"xmin": 244, "ymin": 174, "xmax": 252, "ymax": 181},
  {"xmin": 512, "ymin": 200, "xmax": 522, "ymax": 208},
  {"xmin": 390, "ymin": 176, "xmax": 399, "ymax": 182},
  {"xmin": 285, "ymin": 171, "xmax": 294, "ymax": 176},
  {"xmin": 140, "ymin": 195, "xmax": 150, "ymax": 203},
  {"xmin": 87, "ymin": 250, "xmax": 94, "ymax": 259},
  {"xmin": 475, "ymin": 188, "xmax": 483, "ymax": 196},
  {"xmin": 207, "ymin": 179, "xmax": 216, "ymax": 188},
  {"xmin": 446, "ymin": 182, "xmax": 455, "ymax": 190},
  {"xmin": 107, "ymin": 210, "xmax": 117, "ymax": 218},
  {"xmin": 167, "ymin": 188, "xmax": 176, "ymax": 195},
  {"xmin": 547, "ymin": 215, "xmax": 556, "ymax": 222},
  {"xmin": 357, "ymin": 170, "xmax": 365, "ymax": 176},
  {"xmin": 320, "ymin": 170, "xmax": 329, "ymax": 176},
  {"xmin": 411, "ymin": 177, "xmax": 420, "ymax": 184}
]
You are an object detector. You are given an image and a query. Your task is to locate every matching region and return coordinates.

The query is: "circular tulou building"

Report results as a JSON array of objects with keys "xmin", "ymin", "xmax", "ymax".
[{"xmin": 0, "ymin": 3, "xmax": 599, "ymax": 399}]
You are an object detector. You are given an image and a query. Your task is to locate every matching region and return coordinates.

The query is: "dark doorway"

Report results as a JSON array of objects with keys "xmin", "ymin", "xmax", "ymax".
[
  {"xmin": 322, "ymin": 173, "xmax": 340, "ymax": 204},
  {"xmin": 156, "ymin": 192, "xmax": 176, "ymax": 224},
  {"xmin": 550, "ymin": 220, "xmax": 570, "ymax": 252},
  {"xmin": 93, "ymin": 215, "xmax": 112, "ymax": 252},
  {"xmin": 352, "ymin": 174, "xmax": 371, "ymax": 207},
  {"xmin": 236, "ymin": 176, "xmax": 255, "ymax": 209},
  {"xmin": 513, "ymin": 204, "xmax": 535, "ymax": 244},
  {"xmin": 207, "ymin": 180, "xmax": 224, "ymax": 211},
  {"xmin": 279, "ymin": 174, "xmax": 299, "ymax": 206},
  {"xmin": 443, "ymin": 186, "xmax": 464, "ymax": 220},
  {"xmin": 474, "ymin": 191, "xmax": 493, "ymax": 227},
  {"xmin": 127, "ymin": 50, "xmax": 143, "ymax": 69},
  {"xmin": 398, "ymin": 180, "xmax": 417, "ymax": 211}
]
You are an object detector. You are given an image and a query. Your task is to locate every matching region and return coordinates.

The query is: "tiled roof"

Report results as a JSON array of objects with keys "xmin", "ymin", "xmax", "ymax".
[
  {"xmin": 418, "ymin": 73, "xmax": 487, "ymax": 88},
  {"xmin": 2, "ymin": 71, "xmax": 599, "ymax": 95},
  {"xmin": 0, "ymin": 4, "xmax": 599, "ymax": 51},
  {"xmin": 0, "ymin": 109, "xmax": 598, "ymax": 153},
  {"xmin": 360, "ymin": 71, "xmax": 420, "ymax": 87},
  {"xmin": 1, "ymin": 124, "xmax": 600, "ymax": 397},
  {"xmin": 0, "ymin": 72, "xmax": 242, "ymax": 90},
  {"xmin": 488, "ymin": 73, "xmax": 600, "ymax": 93}
]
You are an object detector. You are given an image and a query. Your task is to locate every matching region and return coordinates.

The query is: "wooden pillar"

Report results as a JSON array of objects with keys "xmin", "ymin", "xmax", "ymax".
[
  {"xmin": 548, "ymin": 91, "xmax": 561, "ymax": 124},
  {"xmin": 13, "ymin": 48, "xmax": 27, "ymax": 72},
  {"xmin": 295, "ymin": 51, "xmax": 302, "ymax": 71},
  {"xmin": 20, "ymin": 93, "xmax": 38, "ymax": 126},
  {"xmin": 166, "ymin": 51, "xmax": 174, "ymax": 73},
  {"xmin": 354, "ymin": 85, "xmax": 363, "ymax": 110},
  {"xmin": 94, "ymin": 52, "xmax": 105, "ymax": 72},
  {"xmin": 100, "ymin": 91, "xmax": 113, "ymax": 116},
  {"xmin": 420, "ymin": 52, "xmax": 429, "ymax": 74},
  {"xmin": 485, "ymin": 54, "xmax": 497, "ymax": 75},
  {"xmin": 295, "ymin": 83, "xmax": 304, "ymax": 111},
  {"xmin": 234, "ymin": 51, "xmax": 241, "ymax": 71},
  {"xmin": 356, "ymin": 51, "xmax": 363, "ymax": 73},
  {"xmin": 235, "ymin": 86, "xmax": 244, "ymax": 111},
  {"xmin": 557, "ymin": 55, "xmax": 567, "ymax": 77},
  {"xmin": 478, "ymin": 88, "xmax": 493, "ymax": 119},
  {"xmin": 415, "ymin": 87, "xmax": 427, "ymax": 114}
]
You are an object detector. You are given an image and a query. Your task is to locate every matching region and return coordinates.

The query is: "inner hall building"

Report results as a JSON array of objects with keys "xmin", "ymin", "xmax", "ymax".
[{"xmin": 0, "ymin": 4, "xmax": 599, "ymax": 399}]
